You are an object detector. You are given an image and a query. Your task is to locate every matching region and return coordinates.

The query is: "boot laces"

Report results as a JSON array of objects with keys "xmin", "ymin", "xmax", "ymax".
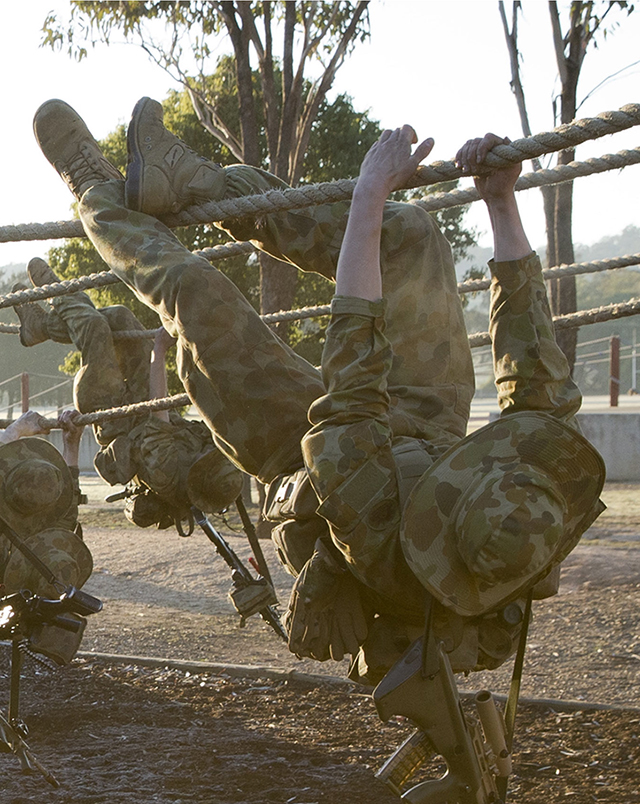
[{"xmin": 61, "ymin": 143, "xmax": 120, "ymax": 196}]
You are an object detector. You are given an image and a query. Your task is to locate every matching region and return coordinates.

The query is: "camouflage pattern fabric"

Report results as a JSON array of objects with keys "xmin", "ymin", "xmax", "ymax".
[
  {"xmin": 301, "ymin": 253, "xmax": 598, "ymax": 622},
  {"xmin": 79, "ymin": 180, "xmax": 326, "ymax": 483},
  {"xmin": 401, "ymin": 411, "xmax": 605, "ymax": 617},
  {"xmin": 0, "ymin": 438, "xmax": 84, "ymax": 592},
  {"xmin": 46, "ymin": 293, "xmax": 152, "ymax": 445},
  {"xmin": 2, "ymin": 527, "xmax": 92, "ymax": 597},
  {"xmin": 0, "ymin": 438, "xmax": 74, "ymax": 536},
  {"xmin": 43, "ymin": 288, "xmax": 239, "ymax": 513},
  {"xmin": 79, "ymin": 176, "xmax": 473, "ymax": 483}
]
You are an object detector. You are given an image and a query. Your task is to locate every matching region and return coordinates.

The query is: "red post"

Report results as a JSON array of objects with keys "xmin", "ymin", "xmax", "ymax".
[
  {"xmin": 609, "ymin": 336, "xmax": 620, "ymax": 407},
  {"xmin": 20, "ymin": 372, "xmax": 29, "ymax": 413}
]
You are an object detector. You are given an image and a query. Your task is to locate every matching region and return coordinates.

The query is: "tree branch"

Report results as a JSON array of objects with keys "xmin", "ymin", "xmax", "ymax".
[
  {"xmin": 549, "ymin": 1, "xmax": 569, "ymax": 86},
  {"xmin": 289, "ymin": 1, "xmax": 369, "ymax": 183}
]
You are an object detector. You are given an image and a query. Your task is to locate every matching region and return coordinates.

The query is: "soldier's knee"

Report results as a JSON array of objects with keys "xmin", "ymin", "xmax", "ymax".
[
  {"xmin": 381, "ymin": 202, "xmax": 442, "ymax": 254},
  {"xmin": 101, "ymin": 305, "xmax": 144, "ymax": 331}
]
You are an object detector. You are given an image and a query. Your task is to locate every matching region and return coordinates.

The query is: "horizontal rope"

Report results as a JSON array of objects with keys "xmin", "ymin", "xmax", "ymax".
[
  {"xmin": 3, "ymin": 252, "xmax": 640, "ymax": 339},
  {"xmin": 414, "ymin": 146, "xmax": 640, "ymax": 213},
  {"xmin": 161, "ymin": 103, "xmax": 640, "ymax": 228},
  {"xmin": 458, "ymin": 252, "xmax": 640, "ymax": 294},
  {"xmin": 468, "ymin": 297, "xmax": 640, "ymax": 348},
  {"xmin": 6, "ymin": 296, "xmax": 640, "ymax": 429},
  {"xmin": 0, "ymin": 105, "xmax": 638, "ymax": 245},
  {"xmin": 0, "ymin": 241, "xmax": 257, "ymax": 312}
]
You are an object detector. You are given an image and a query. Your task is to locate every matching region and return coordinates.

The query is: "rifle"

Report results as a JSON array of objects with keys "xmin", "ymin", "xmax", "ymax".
[
  {"xmin": 106, "ymin": 487, "xmax": 287, "ymax": 640},
  {"xmin": 373, "ymin": 638, "xmax": 510, "ymax": 803},
  {"xmin": 192, "ymin": 507, "xmax": 287, "ymax": 641},
  {"xmin": 0, "ymin": 586, "xmax": 103, "ymax": 787}
]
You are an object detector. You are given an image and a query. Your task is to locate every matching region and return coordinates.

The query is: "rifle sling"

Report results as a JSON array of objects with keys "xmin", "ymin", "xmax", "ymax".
[
  {"xmin": 498, "ymin": 590, "xmax": 533, "ymax": 802},
  {"xmin": 0, "ymin": 521, "xmax": 61, "ymax": 589}
]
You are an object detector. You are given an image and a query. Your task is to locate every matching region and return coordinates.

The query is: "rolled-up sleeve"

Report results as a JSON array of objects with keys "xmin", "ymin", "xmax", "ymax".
[
  {"xmin": 490, "ymin": 252, "xmax": 582, "ymax": 423},
  {"xmin": 302, "ymin": 295, "xmax": 427, "ymax": 621}
]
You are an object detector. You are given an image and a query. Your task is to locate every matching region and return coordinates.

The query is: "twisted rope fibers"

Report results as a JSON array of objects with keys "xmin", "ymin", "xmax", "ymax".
[
  {"xmin": 413, "ymin": 147, "xmax": 640, "ymax": 213},
  {"xmin": 2, "ymin": 253, "xmax": 639, "ymax": 337},
  {"xmin": 6, "ymin": 295, "xmax": 640, "ymax": 430},
  {"xmin": 160, "ymin": 104, "xmax": 640, "ymax": 228},
  {"xmin": 1, "ymin": 103, "xmax": 639, "ymax": 426},
  {"xmin": 0, "ymin": 106, "xmax": 638, "ymax": 245}
]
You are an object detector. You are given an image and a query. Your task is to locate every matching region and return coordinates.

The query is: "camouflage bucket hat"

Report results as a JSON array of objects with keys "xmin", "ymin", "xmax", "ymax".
[
  {"xmin": 187, "ymin": 448, "xmax": 244, "ymax": 513},
  {"xmin": 3, "ymin": 528, "xmax": 93, "ymax": 597},
  {"xmin": 400, "ymin": 411, "xmax": 605, "ymax": 617},
  {"xmin": 0, "ymin": 437, "xmax": 73, "ymax": 537}
]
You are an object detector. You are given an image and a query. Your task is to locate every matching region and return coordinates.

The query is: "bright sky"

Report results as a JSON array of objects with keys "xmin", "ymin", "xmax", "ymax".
[{"xmin": 0, "ymin": 0, "xmax": 638, "ymax": 268}]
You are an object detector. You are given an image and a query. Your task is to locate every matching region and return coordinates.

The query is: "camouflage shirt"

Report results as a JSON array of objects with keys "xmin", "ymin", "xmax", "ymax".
[{"xmin": 301, "ymin": 252, "xmax": 582, "ymax": 622}]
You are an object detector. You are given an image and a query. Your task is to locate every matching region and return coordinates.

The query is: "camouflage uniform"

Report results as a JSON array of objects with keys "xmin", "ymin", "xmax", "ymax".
[
  {"xmin": 76, "ymin": 171, "xmax": 583, "ymax": 660},
  {"xmin": 43, "ymin": 295, "xmax": 152, "ymax": 447},
  {"xmin": 0, "ymin": 436, "xmax": 89, "ymax": 596}
]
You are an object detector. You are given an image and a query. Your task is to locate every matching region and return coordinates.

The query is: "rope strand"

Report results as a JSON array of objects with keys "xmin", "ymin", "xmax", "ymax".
[
  {"xmin": 0, "ymin": 105, "xmax": 638, "ymax": 244},
  {"xmin": 5, "ymin": 295, "xmax": 640, "ymax": 430}
]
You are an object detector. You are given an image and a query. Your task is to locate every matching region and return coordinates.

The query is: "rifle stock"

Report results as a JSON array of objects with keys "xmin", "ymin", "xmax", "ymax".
[{"xmin": 373, "ymin": 639, "xmax": 503, "ymax": 803}]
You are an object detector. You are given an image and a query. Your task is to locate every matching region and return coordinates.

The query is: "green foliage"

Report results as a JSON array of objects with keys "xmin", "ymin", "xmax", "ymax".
[
  {"xmin": 43, "ymin": 2, "xmax": 370, "ymax": 63},
  {"xmin": 303, "ymin": 94, "xmax": 382, "ymax": 183},
  {"xmin": 46, "ymin": 83, "xmax": 478, "ymax": 367},
  {"xmin": 59, "ymin": 349, "xmax": 81, "ymax": 377}
]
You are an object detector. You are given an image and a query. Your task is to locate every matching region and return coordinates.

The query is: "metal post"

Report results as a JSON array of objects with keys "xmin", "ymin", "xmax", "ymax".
[
  {"xmin": 609, "ymin": 335, "xmax": 620, "ymax": 407},
  {"xmin": 20, "ymin": 373, "xmax": 29, "ymax": 413},
  {"xmin": 632, "ymin": 330, "xmax": 638, "ymax": 394}
]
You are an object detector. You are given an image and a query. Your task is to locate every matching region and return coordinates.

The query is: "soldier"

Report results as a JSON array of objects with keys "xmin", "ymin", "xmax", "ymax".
[
  {"xmin": 13, "ymin": 265, "xmax": 244, "ymax": 531},
  {"xmin": 31, "ymin": 98, "xmax": 605, "ymax": 683},
  {"xmin": 0, "ymin": 408, "xmax": 92, "ymax": 598}
]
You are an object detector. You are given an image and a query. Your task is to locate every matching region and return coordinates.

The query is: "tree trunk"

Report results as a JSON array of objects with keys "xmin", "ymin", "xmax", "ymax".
[
  {"xmin": 259, "ymin": 252, "xmax": 299, "ymax": 341},
  {"xmin": 551, "ymin": 150, "xmax": 578, "ymax": 369}
]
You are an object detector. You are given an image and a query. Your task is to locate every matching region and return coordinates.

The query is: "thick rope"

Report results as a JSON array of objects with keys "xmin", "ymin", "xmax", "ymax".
[
  {"xmin": 6, "ymin": 296, "xmax": 640, "ymax": 430},
  {"xmin": 0, "ymin": 241, "xmax": 256, "ymax": 312},
  {"xmin": 0, "ymin": 105, "xmax": 638, "ymax": 245},
  {"xmin": 3, "ymin": 253, "xmax": 639, "ymax": 336},
  {"xmin": 468, "ymin": 297, "xmax": 640, "ymax": 348},
  {"xmin": 458, "ymin": 252, "xmax": 640, "ymax": 294},
  {"xmin": 160, "ymin": 104, "xmax": 640, "ymax": 228},
  {"xmin": 413, "ymin": 147, "xmax": 640, "ymax": 213}
]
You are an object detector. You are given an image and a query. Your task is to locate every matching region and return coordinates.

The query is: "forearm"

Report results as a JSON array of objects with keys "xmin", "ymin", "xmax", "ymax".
[
  {"xmin": 62, "ymin": 439, "xmax": 81, "ymax": 469},
  {"xmin": 149, "ymin": 330, "xmax": 173, "ymax": 422},
  {"xmin": 485, "ymin": 193, "xmax": 532, "ymax": 262},
  {"xmin": 334, "ymin": 183, "xmax": 386, "ymax": 301}
]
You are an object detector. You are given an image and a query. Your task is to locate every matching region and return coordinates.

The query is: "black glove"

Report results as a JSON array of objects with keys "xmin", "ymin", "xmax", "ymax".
[{"xmin": 283, "ymin": 540, "xmax": 371, "ymax": 662}]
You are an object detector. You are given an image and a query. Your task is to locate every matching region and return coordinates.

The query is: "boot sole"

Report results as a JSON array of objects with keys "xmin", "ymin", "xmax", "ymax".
[{"xmin": 125, "ymin": 97, "xmax": 150, "ymax": 212}]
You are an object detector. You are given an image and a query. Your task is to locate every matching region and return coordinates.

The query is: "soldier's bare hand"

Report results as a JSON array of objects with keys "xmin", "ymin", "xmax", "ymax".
[
  {"xmin": 59, "ymin": 408, "xmax": 85, "ymax": 446},
  {"xmin": 0, "ymin": 409, "xmax": 53, "ymax": 442},
  {"xmin": 357, "ymin": 126, "xmax": 434, "ymax": 200},
  {"xmin": 456, "ymin": 133, "xmax": 521, "ymax": 203}
]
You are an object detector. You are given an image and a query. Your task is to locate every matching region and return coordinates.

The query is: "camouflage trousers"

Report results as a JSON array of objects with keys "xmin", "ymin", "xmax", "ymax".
[
  {"xmin": 78, "ymin": 179, "xmax": 474, "ymax": 483},
  {"xmin": 45, "ymin": 293, "xmax": 152, "ymax": 445}
]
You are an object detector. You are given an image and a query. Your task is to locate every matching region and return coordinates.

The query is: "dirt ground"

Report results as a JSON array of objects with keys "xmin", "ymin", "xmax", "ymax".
[{"xmin": 1, "ymin": 476, "xmax": 639, "ymax": 803}]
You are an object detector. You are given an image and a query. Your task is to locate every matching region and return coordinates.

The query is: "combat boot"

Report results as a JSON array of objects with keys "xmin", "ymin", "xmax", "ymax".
[
  {"xmin": 33, "ymin": 99, "xmax": 123, "ymax": 201},
  {"xmin": 12, "ymin": 283, "xmax": 50, "ymax": 347},
  {"xmin": 27, "ymin": 257, "xmax": 97, "ymax": 317},
  {"xmin": 125, "ymin": 96, "xmax": 226, "ymax": 217}
]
